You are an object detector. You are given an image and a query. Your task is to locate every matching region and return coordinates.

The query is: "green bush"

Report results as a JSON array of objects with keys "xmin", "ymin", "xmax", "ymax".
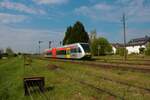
[
  {"xmin": 139, "ymin": 47, "xmax": 145, "ymax": 54},
  {"xmin": 145, "ymin": 43, "xmax": 150, "ymax": 56},
  {"xmin": 6, "ymin": 47, "xmax": 14, "ymax": 57},
  {"xmin": 0, "ymin": 50, "xmax": 2, "ymax": 59},
  {"xmin": 145, "ymin": 47, "xmax": 150, "ymax": 56},
  {"xmin": 116, "ymin": 47, "xmax": 128, "ymax": 56},
  {"xmin": 91, "ymin": 37, "xmax": 112, "ymax": 56}
]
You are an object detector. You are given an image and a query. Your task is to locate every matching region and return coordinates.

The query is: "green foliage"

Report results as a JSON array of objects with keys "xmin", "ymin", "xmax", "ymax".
[
  {"xmin": 63, "ymin": 21, "xmax": 89, "ymax": 45},
  {"xmin": 0, "ymin": 49, "xmax": 4, "ymax": 59},
  {"xmin": 116, "ymin": 47, "xmax": 128, "ymax": 56},
  {"xmin": 91, "ymin": 37, "xmax": 112, "ymax": 56},
  {"xmin": 6, "ymin": 47, "xmax": 14, "ymax": 57},
  {"xmin": 145, "ymin": 43, "xmax": 150, "ymax": 56},
  {"xmin": 63, "ymin": 26, "xmax": 72, "ymax": 45},
  {"xmin": 0, "ymin": 58, "xmax": 150, "ymax": 99},
  {"xmin": 0, "ymin": 54, "xmax": 1, "ymax": 59},
  {"xmin": 139, "ymin": 47, "xmax": 145, "ymax": 54}
]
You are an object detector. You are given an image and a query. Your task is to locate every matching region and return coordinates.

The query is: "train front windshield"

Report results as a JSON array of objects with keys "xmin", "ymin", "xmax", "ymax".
[{"xmin": 80, "ymin": 44, "xmax": 90, "ymax": 53}]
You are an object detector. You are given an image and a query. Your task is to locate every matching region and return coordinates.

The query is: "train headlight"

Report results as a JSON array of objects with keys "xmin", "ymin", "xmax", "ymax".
[{"xmin": 85, "ymin": 53, "xmax": 91, "ymax": 55}]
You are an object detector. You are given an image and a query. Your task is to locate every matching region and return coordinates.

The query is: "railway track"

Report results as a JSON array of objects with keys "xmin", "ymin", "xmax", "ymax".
[
  {"xmin": 59, "ymin": 70, "xmax": 124, "ymax": 100},
  {"xmin": 85, "ymin": 73, "xmax": 150, "ymax": 93},
  {"xmin": 94, "ymin": 58, "xmax": 150, "ymax": 62},
  {"xmin": 37, "ymin": 57, "xmax": 150, "ymax": 73},
  {"xmin": 71, "ymin": 77, "xmax": 124, "ymax": 100},
  {"xmin": 50, "ymin": 63, "xmax": 150, "ymax": 93},
  {"xmin": 94, "ymin": 59, "xmax": 150, "ymax": 66},
  {"xmin": 52, "ymin": 65, "xmax": 149, "ymax": 100},
  {"xmin": 30, "ymin": 58, "xmax": 150, "ymax": 99}
]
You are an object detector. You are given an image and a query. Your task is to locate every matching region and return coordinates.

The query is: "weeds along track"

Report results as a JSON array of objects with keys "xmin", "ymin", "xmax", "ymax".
[
  {"xmin": 85, "ymin": 72, "xmax": 150, "ymax": 93},
  {"xmin": 95, "ymin": 58, "xmax": 150, "ymax": 62},
  {"xmin": 56, "ymin": 69, "xmax": 124, "ymax": 100},
  {"xmin": 50, "ymin": 64, "xmax": 149, "ymax": 100},
  {"xmin": 37, "ymin": 57, "xmax": 150, "ymax": 73},
  {"xmin": 49, "ymin": 63, "xmax": 150, "ymax": 93},
  {"xmin": 94, "ymin": 59, "xmax": 150, "ymax": 66},
  {"xmin": 67, "ymin": 75, "xmax": 124, "ymax": 100}
]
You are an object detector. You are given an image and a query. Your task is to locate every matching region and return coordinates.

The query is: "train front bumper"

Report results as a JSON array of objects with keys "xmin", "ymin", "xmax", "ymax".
[{"xmin": 84, "ymin": 53, "xmax": 92, "ymax": 59}]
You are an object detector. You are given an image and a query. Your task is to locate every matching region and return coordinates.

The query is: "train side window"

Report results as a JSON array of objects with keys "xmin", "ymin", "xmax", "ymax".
[
  {"xmin": 47, "ymin": 52, "xmax": 52, "ymax": 55},
  {"xmin": 66, "ymin": 50, "xmax": 70, "ymax": 54},
  {"xmin": 57, "ymin": 50, "xmax": 66, "ymax": 55},
  {"xmin": 77, "ymin": 48, "xmax": 81, "ymax": 53},
  {"xmin": 71, "ymin": 48, "xmax": 81, "ymax": 53},
  {"xmin": 71, "ymin": 48, "xmax": 76, "ymax": 53}
]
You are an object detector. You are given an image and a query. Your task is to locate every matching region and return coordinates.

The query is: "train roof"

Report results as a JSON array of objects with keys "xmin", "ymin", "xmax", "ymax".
[
  {"xmin": 60, "ymin": 43, "xmax": 89, "ymax": 48},
  {"xmin": 44, "ymin": 43, "xmax": 89, "ymax": 51}
]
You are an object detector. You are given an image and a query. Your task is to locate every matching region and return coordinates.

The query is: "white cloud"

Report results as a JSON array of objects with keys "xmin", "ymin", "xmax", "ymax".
[
  {"xmin": 93, "ymin": 3, "xmax": 113, "ymax": 11},
  {"xmin": 0, "ymin": 25, "xmax": 64, "ymax": 53},
  {"xmin": 126, "ymin": 28, "xmax": 150, "ymax": 39},
  {"xmin": 75, "ymin": 3, "xmax": 120, "ymax": 22},
  {"xmin": 33, "ymin": 0, "xmax": 69, "ymax": 5},
  {"xmin": 0, "ymin": 1, "xmax": 46, "ymax": 14},
  {"xmin": 75, "ymin": 0, "xmax": 150, "ymax": 23},
  {"xmin": 0, "ymin": 13, "xmax": 27, "ymax": 23}
]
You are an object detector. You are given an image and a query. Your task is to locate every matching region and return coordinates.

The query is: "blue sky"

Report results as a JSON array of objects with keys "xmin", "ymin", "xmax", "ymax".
[{"xmin": 0, "ymin": 0, "xmax": 150, "ymax": 53}]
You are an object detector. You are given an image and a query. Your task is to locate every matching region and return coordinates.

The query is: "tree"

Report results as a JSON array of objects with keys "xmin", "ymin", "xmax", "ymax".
[
  {"xmin": 116, "ymin": 47, "xmax": 128, "ymax": 56},
  {"xmin": 0, "ymin": 49, "xmax": 2, "ymax": 59},
  {"xmin": 63, "ymin": 26, "xmax": 72, "ymax": 45},
  {"xmin": 63, "ymin": 21, "xmax": 89, "ymax": 45},
  {"xmin": 6, "ymin": 47, "xmax": 14, "ymax": 57},
  {"xmin": 145, "ymin": 43, "xmax": 150, "ymax": 56},
  {"xmin": 91, "ymin": 37, "xmax": 112, "ymax": 56}
]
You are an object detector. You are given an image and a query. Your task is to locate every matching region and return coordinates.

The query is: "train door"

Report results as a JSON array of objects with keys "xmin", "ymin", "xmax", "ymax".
[
  {"xmin": 66, "ymin": 48, "xmax": 70, "ymax": 58},
  {"xmin": 52, "ymin": 48, "xmax": 56, "ymax": 58}
]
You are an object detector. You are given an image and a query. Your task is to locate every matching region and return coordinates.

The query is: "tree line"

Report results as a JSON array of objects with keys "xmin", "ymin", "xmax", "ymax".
[
  {"xmin": 1, "ymin": 21, "xmax": 149, "ymax": 58},
  {"xmin": 62, "ymin": 21, "xmax": 150, "ymax": 56},
  {"xmin": 0, "ymin": 47, "xmax": 18, "ymax": 59},
  {"xmin": 63, "ymin": 21, "xmax": 113, "ymax": 56}
]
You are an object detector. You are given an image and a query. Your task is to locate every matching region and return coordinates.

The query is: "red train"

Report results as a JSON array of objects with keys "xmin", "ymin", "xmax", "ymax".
[{"xmin": 44, "ymin": 43, "xmax": 91, "ymax": 59}]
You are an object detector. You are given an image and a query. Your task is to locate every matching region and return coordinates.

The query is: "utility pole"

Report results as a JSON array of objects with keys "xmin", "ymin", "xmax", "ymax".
[
  {"xmin": 122, "ymin": 13, "xmax": 127, "ymax": 61},
  {"xmin": 49, "ymin": 41, "xmax": 51, "ymax": 49},
  {"xmin": 98, "ymin": 45, "xmax": 101, "ymax": 56},
  {"xmin": 60, "ymin": 41, "xmax": 62, "ymax": 46},
  {"xmin": 38, "ymin": 41, "xmax": 43, "ymax": 55}
]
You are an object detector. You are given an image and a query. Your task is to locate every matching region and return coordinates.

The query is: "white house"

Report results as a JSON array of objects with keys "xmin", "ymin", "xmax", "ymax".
[
  {"xmin": 112, "ymin": 36, "xmax": 150, "ymax": 54},
  {"xmin": 111, "ymin": 43, "xmax": 124, "ymax": 54}
]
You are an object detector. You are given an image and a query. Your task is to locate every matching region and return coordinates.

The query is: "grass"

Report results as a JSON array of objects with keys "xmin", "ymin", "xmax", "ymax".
[
  {"xmin": 94, "ymin": 55, "xmax": 150, "ymax": 60},
  {"xmin": 93, "ymin": 55, "xmax": 150, "ymax": 65},
  {"xmin": 0, "ymin": 57, "xmax": 150, "ymax": 100}
]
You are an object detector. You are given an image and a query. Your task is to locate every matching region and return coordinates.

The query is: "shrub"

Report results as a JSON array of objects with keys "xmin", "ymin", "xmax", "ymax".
[
  {"xmin": 145, "ymin": 47, "xmax": 150, "ymax": 56},
  {"xmin": 116, "ymin": 47, "xmax": 128, "ymax": 56},
  {"xmin": 91, "ymin": 37, "xmax": 112, "ymax": 56},
  {"xmin": 139, "ymin": 47, "xmax": 145, "ymax": 54},
  {"xmin": 145, "ymin": 43, "xmax": 150, "ymax": 56},
  {"xmin": 6, "ymin": 47, "xmax": 14, "ymax": 57}
]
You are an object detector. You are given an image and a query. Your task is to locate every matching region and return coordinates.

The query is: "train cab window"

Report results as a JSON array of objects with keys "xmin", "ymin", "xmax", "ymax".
[
  {"xmin": 77, "ymin": 48, "xmax": 81, "ymax": 53},
  {"xmin": 80, "ymin": 44, "xmax": 90, "ymax": 53}
]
